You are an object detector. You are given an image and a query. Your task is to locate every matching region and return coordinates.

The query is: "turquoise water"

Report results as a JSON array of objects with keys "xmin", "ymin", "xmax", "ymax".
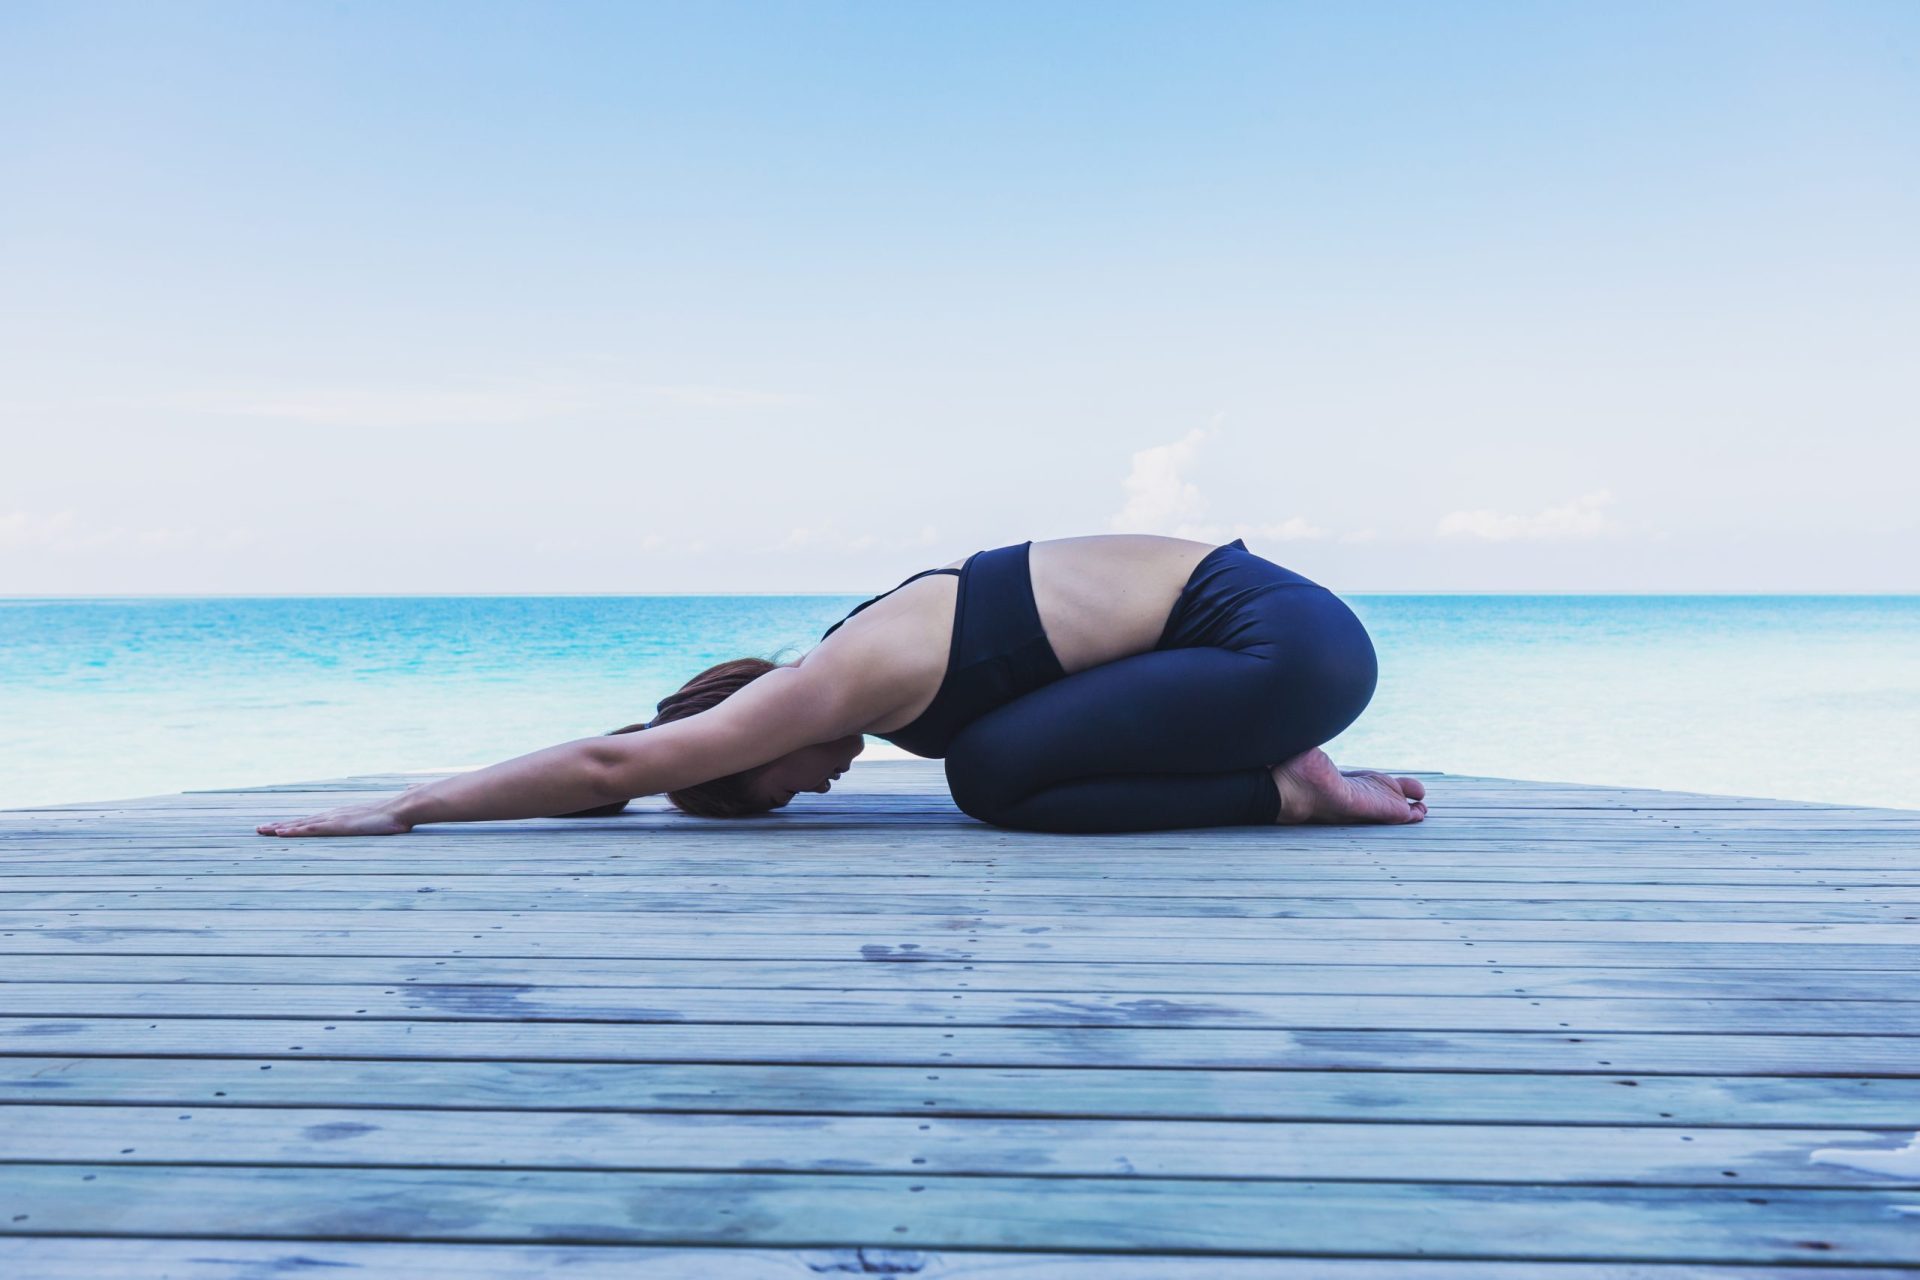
[{"xmin": 3, "ymin": 595, "xmax": 1916, "ymax": 811}]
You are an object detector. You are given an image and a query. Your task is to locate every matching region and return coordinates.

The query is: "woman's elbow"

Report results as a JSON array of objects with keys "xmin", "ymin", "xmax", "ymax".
[{"xmin": 570, "ymin": 741, "xmax": 634, "ymax": 803}]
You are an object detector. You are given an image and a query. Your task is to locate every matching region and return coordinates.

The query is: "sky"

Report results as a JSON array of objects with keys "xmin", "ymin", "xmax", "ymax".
[{"xmin": 2, "ymin": 0, "xmax": 1916, "ymax": 595}]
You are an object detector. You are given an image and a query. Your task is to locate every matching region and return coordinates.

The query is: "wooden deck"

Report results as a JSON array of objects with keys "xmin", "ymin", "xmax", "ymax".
[{"xmin": 2, "ymin": 761, "xmax": 1918, "ymax": 1277}]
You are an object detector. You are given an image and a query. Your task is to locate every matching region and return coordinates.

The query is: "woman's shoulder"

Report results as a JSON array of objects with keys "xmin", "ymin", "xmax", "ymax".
[{"xmin": 799, "ymin": 593, "xmax": 957, "ymax": 735}]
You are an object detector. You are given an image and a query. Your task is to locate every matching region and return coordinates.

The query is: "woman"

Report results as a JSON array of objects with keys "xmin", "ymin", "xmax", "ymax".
[{"xmin": 256, "ymin": 534, "xmax": 1426, "ymax": 838}]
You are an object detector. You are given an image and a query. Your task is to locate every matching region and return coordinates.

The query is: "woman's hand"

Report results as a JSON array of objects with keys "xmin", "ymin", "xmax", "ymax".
[{"xmin": 256, "ymin": 799, "xmax": 413, "ymax": 838}]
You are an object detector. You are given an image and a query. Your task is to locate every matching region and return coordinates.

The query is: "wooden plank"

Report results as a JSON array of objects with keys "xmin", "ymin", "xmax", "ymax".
[
  {"xmin": 6, "ymin": 1238, "xmax": 1903, "ymax": 1280},
  {"xmin": 41, "ymin": 779, "xmax": 1902, "ymax": 817},
  {"xmin": 7, "ymin": 773, "xmax": 1900, "ymax": 804},
  {"xmin": 12, "ymin": 828, "xmax": 1920, "ymax": 857},
  {"xmin": 6, "ymin": 927, "xmax": 1918, "ymax": 970},
  {"xmin": 11, "ymin": 873, "xmax": 1920, "ymax": 902},
  {"xmin": 3, "ymin": 1017, "xmax": 1916, "ymax": 1073},
  {"xmin": 4, "ymin": 1104, "xmax": 1915, "ymax": 1187},
  {"xmin": 7, "ymin": 795, "xmax": 1910, "ymax": 821},
  {"xmin": 16, "ymin": 827, "xmax": 1919, "ymax": 851},
  {"xmin": 9, "ymin": 854, "xmax": 1920, "ymax": 877},
  {"xmin": 7, "ymin": 1057, "xmax": 1917, "ymax": 1126},
  {"xmin": 7, "ymin": 889, "xmax": 1916, "ymax": 924},
  {"xmin": 0, "ymin": 783, "xmax": 1888, "ymax": 811},
  {"xmin": 210, "ymin": 777, "xmax": 1862, "ymax": 815},
  {"xmin": 6, "ymin": 907, "xmax": 1918, "ymax": 941},
  {"xmin": 0, "ymin": 802, "xmax": 1844, "ymax": 825},
  {"xmin": 2, "ymin": 1166, "xmax": 1916, "ymax": 1261},
  {"xmin": 0, "ymin": 981, "xmax": 1914, "ymax": 1035},
  {"xmin": 0, "ymin": 809, "xmax": 1897, "ymax": 829},
  {"xmin": 6, "ymin": 954, "xmax": 1917, "ymax": 1000}
]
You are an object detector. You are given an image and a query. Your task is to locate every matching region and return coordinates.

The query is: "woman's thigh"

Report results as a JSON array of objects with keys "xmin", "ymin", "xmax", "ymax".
[{"xmin": 944, "ymin": 585, "xmax": 1376, "ymax": 814}]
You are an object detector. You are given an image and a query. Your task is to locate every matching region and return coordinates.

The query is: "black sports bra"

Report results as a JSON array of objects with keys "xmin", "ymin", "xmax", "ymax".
[
  {"xmin": 819, "ymin": 565, "xmax": 962, "ymax": 643},
  {"xmin": 814, "ymin": 542, "xmax": 1066, "ymax": 758}
]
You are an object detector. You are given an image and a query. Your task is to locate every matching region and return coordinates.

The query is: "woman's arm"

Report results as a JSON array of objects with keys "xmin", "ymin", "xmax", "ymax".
[
  {"xmin": 256, "ymin": 659, "xmax": 880, "ymax": 838},
  {"xmin": 253, "ymin": 736, "xmax": 614, "ymax": 838}
]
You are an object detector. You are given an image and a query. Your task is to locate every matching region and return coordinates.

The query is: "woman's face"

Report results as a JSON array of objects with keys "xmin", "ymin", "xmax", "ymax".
[{"xmin": 748, "ymin": 734, "xmax": 866, "ymax": 810}]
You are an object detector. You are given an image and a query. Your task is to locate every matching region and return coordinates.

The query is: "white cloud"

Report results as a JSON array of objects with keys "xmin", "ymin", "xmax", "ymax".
[
  {"xmin": 0, "ymin": 510, "xmax": 252, "ymax": 555},
  {"xmin": 776, "ymin": 524, "xmax": 941, "ymax": 554},
  {"xmin": 113, "ymin": 379, "xmax": 807, "ymax": 428},
  {"xmin": 1111, "ymin": 428, "xmax": 1211, "ymax": 533},
  {"xmin": 645, "ymin": 384, "xmax": 804, "ymax": 411},
  {"xmin": 0, "ymin": 510, "xmax": 85, "ymax": 551},
  {"xmin": 1437, "ymin": 490, "xmax": 1617, "ymax": 541},
  {"xmin": 222, "ymin": 389, "xmax": 591, "ymax": 428},
  {"xmin": 530, "ymin": 531, "xmax": 700, "ymax": 556},
  {"xmin": 1109, "ymin": 429, "xmax": 1326, "ymax": 543},
  {"xmin": 1229, "ymin": 516, "xmax": 1329, "ymax": 542}
]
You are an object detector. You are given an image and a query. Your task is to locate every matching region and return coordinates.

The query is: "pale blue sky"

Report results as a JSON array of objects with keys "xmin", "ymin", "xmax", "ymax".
[{"xmin": 2, "ymin": 0, "xmax": 1915, "ymax": 593}]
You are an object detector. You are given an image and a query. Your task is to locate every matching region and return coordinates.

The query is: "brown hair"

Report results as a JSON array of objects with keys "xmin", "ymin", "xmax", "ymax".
[{"xmin": 554, "ymin": 656, "xmax": 792, "ymax": 820}]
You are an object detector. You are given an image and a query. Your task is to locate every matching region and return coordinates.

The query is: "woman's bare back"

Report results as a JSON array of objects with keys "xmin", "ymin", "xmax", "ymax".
[{"xmin": 812, "ymin": 534, "xmax": 1220, "ymax": 737}]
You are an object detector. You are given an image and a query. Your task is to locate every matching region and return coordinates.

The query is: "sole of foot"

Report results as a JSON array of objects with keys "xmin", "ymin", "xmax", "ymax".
[{"xmin": 1271, "ymin": 747, "xmax": 1428, "ymax": 825}]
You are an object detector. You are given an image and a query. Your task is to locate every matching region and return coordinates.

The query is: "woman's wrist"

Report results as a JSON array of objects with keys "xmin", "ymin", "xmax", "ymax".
[{"xmin": 385, "ymin": 786, "xmax": 436, "ymax": 829}]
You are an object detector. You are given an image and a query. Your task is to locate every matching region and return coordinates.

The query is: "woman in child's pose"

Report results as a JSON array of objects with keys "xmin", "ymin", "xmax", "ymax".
[{"xmin": 258, "ymin": 534, "xmax": 1426, "ymax": 838}]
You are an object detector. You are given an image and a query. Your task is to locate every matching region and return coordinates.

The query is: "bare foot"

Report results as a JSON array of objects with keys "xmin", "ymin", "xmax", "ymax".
[{"xmin": 1270, "ymin": 748, "xmax": 1428, "ymax": 825}]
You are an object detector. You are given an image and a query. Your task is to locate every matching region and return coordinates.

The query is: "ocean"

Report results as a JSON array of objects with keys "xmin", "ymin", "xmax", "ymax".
[{"xmin": 3, "ymin": 594, "xmax": 1916, "ymax": 812}]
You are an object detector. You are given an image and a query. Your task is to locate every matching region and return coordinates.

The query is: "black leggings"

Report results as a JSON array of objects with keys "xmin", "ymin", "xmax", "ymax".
[{"xmin": 942, "ymin": 543, "xmax": 1378, "ymax": 833}]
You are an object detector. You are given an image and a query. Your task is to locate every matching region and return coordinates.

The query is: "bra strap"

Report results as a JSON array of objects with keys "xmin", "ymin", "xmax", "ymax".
[{"xmin": 821, "ymin": 566, "xmax": 962, "ymax": 641}]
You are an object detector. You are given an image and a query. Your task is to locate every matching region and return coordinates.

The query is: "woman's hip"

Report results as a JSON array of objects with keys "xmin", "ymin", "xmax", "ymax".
[{"xmin": 1156, "ymin": 542, "xmax": 1377, "ymax": 731}]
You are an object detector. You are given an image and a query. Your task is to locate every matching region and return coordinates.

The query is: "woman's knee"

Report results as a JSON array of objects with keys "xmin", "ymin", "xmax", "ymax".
[
  {"xmin": 942, "ymin": 729, "xmax": 1022, "ymax": 825},
  {"xmin": 1263, "ymin": 592, "xmax": 1379, "ymax": 744},
  {"xmin": 1314, "ymin": 604, "xmax": 1378, "ymax": 732}
]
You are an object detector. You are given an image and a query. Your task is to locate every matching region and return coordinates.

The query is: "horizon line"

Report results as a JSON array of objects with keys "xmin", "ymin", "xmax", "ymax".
[{"xmin": 4, "ymin": 589, "xmax": 1918, "ymax": 601}]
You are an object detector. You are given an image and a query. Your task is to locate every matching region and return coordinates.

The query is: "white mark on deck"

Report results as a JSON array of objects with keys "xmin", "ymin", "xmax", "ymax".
[{"xmin": 1809, "ymin": 1132, "xmax": 1920, "ymax": 1178}]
